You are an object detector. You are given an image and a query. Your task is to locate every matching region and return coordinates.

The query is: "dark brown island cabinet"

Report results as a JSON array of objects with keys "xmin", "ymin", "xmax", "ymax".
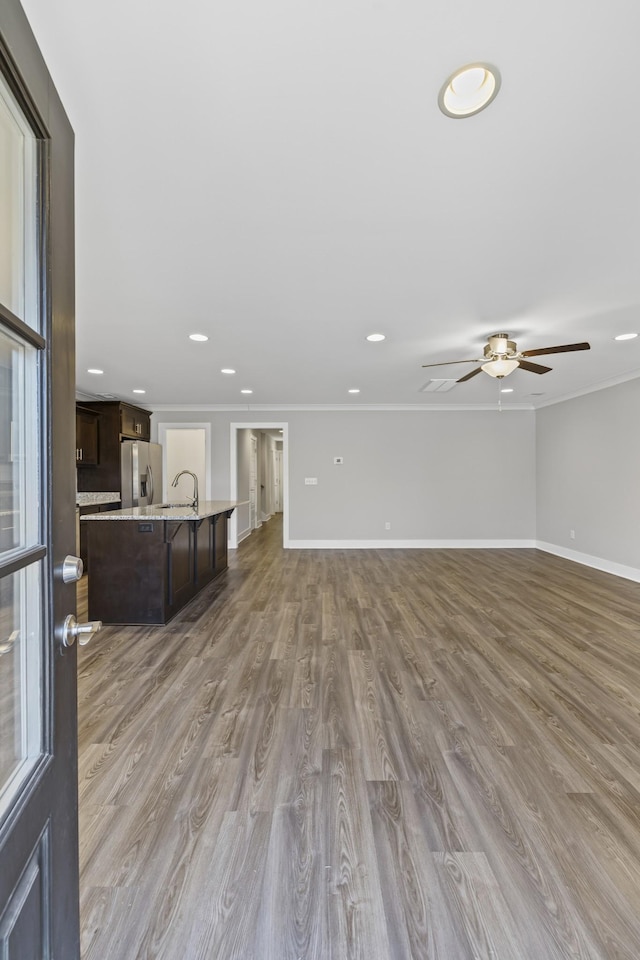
[{"xmin": 81, "ymin": 501, "xmax": 238, "ymax": 624}]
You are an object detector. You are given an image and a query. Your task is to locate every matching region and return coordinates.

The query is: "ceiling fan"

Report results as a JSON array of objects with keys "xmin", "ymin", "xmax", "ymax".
[{"xmin": 422, "ymin": 333, "xmax": 591, "ymax": 382}]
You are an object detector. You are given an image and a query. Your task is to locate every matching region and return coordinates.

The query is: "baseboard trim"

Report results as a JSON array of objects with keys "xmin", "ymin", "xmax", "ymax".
[
  {"xmin": 536, "ymin": 541, "xmax": 640, "ymax": 583},
  {"xmin": 237, "ymin": 527, "xmax": 252, "ymax": 544},
  {"xmin": 286, "ymin": 538, "xmax": 537, "ymax": 549},
  {"xmin": 282, "ymin": 538, "xmax": 640, "ymax": 582}
]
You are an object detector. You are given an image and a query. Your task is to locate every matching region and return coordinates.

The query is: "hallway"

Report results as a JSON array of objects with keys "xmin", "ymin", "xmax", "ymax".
[{"xmin": 78, "ymin": 516, "xmax": 640, "ymax": 958}]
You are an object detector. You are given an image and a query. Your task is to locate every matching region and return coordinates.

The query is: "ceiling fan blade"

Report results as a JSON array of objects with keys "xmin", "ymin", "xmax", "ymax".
[
  {"xmin": 457, "ymin": 367, "xmax": 483, "ymax": 383},
  {"xmin": 422, "ymin": 359, "xmax": 480, "ymax": 368},
  {"xmin": 520, "ymin": 341, "xmax": 590, "ymax": 358},
  {"xmin": 517, "ymin": 359, "xmax": 552, "ymax": 374}
]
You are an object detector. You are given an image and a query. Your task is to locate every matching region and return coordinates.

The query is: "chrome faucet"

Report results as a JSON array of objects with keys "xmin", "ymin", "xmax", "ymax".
[{"xmin": 171, "ymin": 470, "xmax": 199, "ymax": 510}]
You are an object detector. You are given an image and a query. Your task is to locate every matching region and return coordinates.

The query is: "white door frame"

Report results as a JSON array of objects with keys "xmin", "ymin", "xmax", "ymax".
[{"xmin": 229, "ymin": 422, "xmax": 289, "ymax": 548}]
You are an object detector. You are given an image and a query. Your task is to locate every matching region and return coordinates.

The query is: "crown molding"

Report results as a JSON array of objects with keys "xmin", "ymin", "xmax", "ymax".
[
  {"xmin": 533, "ymin": 368, "xmax": 640, "ymax": 409},
  {"xmin": 149, "ymin": 402, "xmax": 535, "ymax": 413}
]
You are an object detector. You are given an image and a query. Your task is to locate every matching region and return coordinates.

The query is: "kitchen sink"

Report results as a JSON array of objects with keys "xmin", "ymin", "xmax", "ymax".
[{"xmin": 156, "ymin": 502, "xmax": 195, "ymax": 509}]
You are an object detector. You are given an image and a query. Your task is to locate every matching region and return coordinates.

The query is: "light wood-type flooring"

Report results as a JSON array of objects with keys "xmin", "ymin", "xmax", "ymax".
[{"xmin": 77, "ymin": 515, "xmax": 640, "ymax": 959}]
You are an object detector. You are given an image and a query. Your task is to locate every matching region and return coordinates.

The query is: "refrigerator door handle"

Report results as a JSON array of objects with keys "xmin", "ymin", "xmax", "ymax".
[
  {"xmin": 131, "ymin": 442, "xmax": 140, "ymax": 504},
  {"xmin": 147, "ymin": 463, "xmax": 154, "ymax": 505}
]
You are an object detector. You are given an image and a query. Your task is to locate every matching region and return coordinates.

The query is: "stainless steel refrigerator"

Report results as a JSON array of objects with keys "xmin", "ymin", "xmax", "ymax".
[{"xmin": 120, "ymin": 440, "xmax": 163, "ymax": 508}]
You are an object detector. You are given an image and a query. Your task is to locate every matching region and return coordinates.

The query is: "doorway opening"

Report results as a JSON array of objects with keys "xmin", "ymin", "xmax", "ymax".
[
  {"xmin": 157, "ymin": 423, "xmax": 211, "ymax": 502},
  {"xmin": 229, "ymin": 423, "xmax": 289, "ymax": 548}
]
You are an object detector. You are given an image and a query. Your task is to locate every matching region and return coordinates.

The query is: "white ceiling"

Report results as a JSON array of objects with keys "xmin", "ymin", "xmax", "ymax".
[{"xmin": 21, "ymin": 0, "xmax": 640, "ymax": 409}]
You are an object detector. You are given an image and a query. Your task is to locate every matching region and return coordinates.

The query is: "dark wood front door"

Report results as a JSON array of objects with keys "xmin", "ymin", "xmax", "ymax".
[{"xmin": 0, "ymin": 3, "xmax": 79, "ymax": 958}]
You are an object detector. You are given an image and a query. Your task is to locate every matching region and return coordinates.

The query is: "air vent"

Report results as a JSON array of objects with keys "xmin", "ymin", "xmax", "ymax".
[{"xmin": 420, "ymin": 379, "xmax": 457, "ymax": 393}]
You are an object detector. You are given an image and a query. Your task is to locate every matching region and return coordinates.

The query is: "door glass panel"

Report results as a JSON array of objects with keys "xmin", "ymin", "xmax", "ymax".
[
  {"xmin": 0, "ymin": 326, "xmax": 39, "ymax": 556},
  {"xmin": 0, "ymin": 303, "xmax": 42, "ymax": 819},
  {"xmin": 0, "ymin": 561, "xmax": 43, "ymax": 819},
  {"xmin": 0, "ymin": 71, "xmax": 38, "ymax": 328}
]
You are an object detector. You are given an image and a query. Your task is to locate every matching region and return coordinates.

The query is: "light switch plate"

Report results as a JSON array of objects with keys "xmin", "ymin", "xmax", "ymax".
[{"xmin": 305, "ymin": 477, "xmax": 318, "ymax": 485}]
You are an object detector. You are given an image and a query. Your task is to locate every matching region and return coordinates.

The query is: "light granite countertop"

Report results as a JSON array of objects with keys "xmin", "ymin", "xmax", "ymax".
[
  {"xmin": 76, "ymin": 492, "xmax": 121, "ymax": 507},
  {"xmin": 80, "ymin": 500, "xmax": 241, "ymax": 521}
]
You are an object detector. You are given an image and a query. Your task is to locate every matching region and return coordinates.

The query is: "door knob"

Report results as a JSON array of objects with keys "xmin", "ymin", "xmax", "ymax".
[
  {"xmin": 59, "ymin": 614, "xmax": 102, "ymax": 648},
  {"xmin": 61, "ymin": 555, "xmax": 84, "ymax": 583}
]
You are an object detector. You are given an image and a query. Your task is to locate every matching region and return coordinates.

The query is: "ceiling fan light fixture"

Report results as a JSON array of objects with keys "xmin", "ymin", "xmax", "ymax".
[
  {"xmin": 486, "ymin": 334, "xmax": 515, "ymax": 357},
  {"xmin": 481, "ymin": 358, "xmax": 519, "ymax": 379},
  {"xmin": 438, "ymin": 63, "xmax": 501, "ymax": 118}
]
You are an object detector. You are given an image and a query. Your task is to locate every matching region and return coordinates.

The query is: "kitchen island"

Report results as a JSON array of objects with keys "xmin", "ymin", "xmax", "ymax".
[
  {"xmin": 76, "ymin": 491, "xmax": 121, "ymax": 570},
  {"xmin": 81, "ymin": 500, "xmax": 239, "ymax": 624}
]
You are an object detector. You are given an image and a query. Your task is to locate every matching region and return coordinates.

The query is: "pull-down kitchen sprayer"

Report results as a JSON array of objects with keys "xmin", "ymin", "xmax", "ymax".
[{"xmin": 171, "ymin": 470, "xmax": 199, "ymax": 510}]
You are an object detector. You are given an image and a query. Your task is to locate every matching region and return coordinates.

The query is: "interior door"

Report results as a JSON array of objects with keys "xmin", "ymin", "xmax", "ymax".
[
  {"xmin": 0, "ymin": 5, "xmax": 80, "ymax": 959},
  {"xmin": 249, "ymin": 434, "xmax": 258, "ymax": 529},
  {"xmin": 274, "ymin": 449, "xmax": 282, "ymax": 513}
]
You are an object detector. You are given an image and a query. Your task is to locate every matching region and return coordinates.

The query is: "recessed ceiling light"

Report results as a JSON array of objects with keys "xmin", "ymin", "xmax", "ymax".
[
  {"xmin": 614, "ymin": 333, "xmax": 638, "ymax": 341},
  {"xmin": 221, "ymin": 368, "xmax": 236, "ymax": 374},
  {"xmin": 241, "ymin": 389, "xmax": 253, "ymax": 394},
  {"xmin": 500, "ymin": 388, "xmax": 514, "ymax": 393},
  {"xmin": 87, "ymin": 368, "xmax": 103, "ymax": 375},
  {"xmin": 366, "ymin": 333, "xmax": 386, "ymax": 342},
  {"xmin": 133, "ymin": 389, "xmax": 146, "ymax": 394},
  {"xmin": 189, "ymin": 333, "xmax": 208, "ymax": 342},
  {"xmin": 348, "ymin": 388, "xmax": 360, "ymax": 394},
  {"xmin": 438, "ymin": 63, "xmax": 501, "ymax": 118}
]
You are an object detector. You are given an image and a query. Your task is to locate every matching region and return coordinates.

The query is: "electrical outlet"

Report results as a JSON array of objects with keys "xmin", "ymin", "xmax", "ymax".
[
  {"xmin": 333, "ymin": 457, "xmax": 344, "ymax": 465},
  {"xmin": 570, "ymin": 529, "xmax": 575, "ymax": 540},
  {"xmin": 385, "ymin": 521, "xmax": 391, "ymax": 530}
]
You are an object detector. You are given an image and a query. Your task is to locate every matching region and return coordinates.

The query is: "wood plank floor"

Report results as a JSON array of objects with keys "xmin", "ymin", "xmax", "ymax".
[{"xmin": 77, "ymin": 515, "xmax": 640, "ymax": 959}]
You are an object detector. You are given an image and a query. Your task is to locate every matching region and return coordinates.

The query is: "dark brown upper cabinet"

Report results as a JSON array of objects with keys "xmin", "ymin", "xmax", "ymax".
[
  {"xmin": 119, "ymin": 402, "xmax": 150, "ymax": 441},
  {"xmin": 76, "ymin": 401, "xmax": 151, "ymax": 492},
  {"xmin": 75, "ymin": 406, "xmax": 99, "ymax": 464}
]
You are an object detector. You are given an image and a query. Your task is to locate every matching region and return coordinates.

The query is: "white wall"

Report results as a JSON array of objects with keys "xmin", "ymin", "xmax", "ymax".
[
  {"xmin": 289, "ymin": 411, "xmax": 536, "ymax": 542},
  {"xmin": 149, "ymin": 390, "xmax": 640, "ymax": 575},
  {"xmin": 536, "ymin": 378, "xmax": 640, "ymax": 574},
  {"xmin": 152, "ymin": 408, "xmax": 536, "ymax": 545}
]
